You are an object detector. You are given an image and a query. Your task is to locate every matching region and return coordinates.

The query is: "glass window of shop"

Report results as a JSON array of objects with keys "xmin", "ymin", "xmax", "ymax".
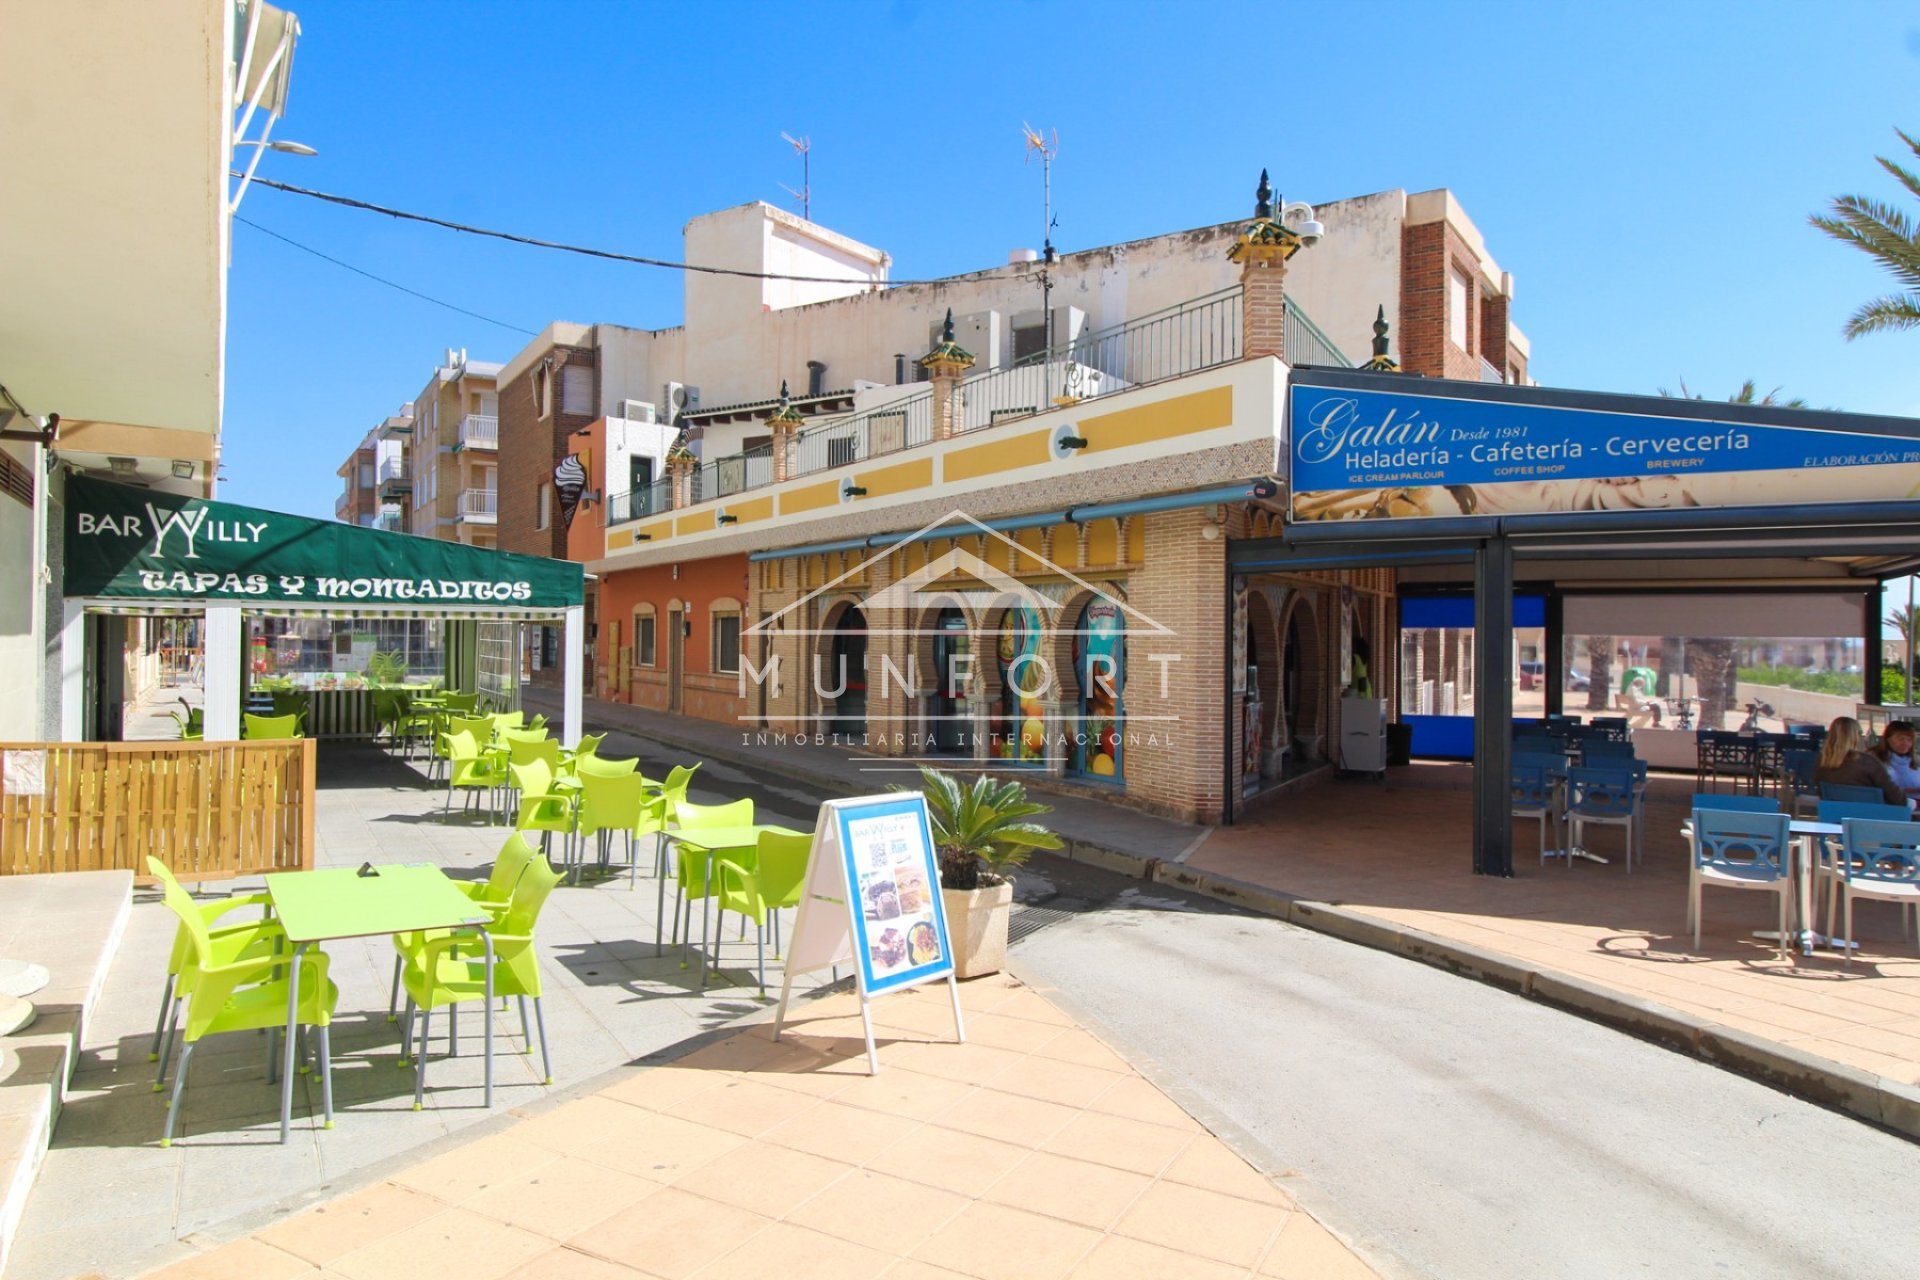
[{"xmin": 247, "ymin": 617, "xmax": 447, "ymax": 689}]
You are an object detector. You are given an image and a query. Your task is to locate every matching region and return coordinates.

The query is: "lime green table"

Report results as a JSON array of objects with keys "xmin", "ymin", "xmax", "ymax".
[
  {"xmin": 664, "ymin": 825, "xmax": 810, "ymax": 992},
  {"xmin": 265, "ymin": 864, "xmax": 492, "ymax": 1142}
]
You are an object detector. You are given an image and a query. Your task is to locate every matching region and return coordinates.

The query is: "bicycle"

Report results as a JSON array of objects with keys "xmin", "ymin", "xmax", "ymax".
[{"xmin": 1738, "ymin": 700, "xmax": 1776, "ymax": 733}]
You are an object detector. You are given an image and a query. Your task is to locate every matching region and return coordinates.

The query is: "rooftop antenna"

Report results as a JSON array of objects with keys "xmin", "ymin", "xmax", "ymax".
[
  {"xmin": 780, "ymin": 131, "xmax": 811, "ymax": 221},
  {"xmin": 1023, "ymin": 123, "xmax": 1059, "ymax": 400}
]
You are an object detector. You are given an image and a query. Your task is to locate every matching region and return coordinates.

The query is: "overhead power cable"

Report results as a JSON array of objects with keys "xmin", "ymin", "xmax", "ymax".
[
  {"xmin": 236, "ymin": 215, "xmax": 538, "ymax": 335},
  {"xmin": 239, "ymin": 173, "xmax": 930, "ymax": 285}
]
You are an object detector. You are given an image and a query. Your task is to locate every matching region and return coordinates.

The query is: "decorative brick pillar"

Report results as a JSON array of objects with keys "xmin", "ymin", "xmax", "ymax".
[
  {"xmin": 921, "ymin": 308, "xmax": 976, "ymax": 440},
  {"xmin": 1227, "ymin": 170, "xmax": 1305, "ymax": 362},
  {"xmin": 766, "ymin": 380, "xmax": 804, "ymax": 482},
  {"xmin": 667, "ymin": 445, "xmax": 696, "ymax": 509}
]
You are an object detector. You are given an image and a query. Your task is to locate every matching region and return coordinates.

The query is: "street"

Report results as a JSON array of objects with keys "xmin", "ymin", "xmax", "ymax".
[{"xmin": 1005, "ymin": 857, "xmax": 1920, "ymax": 1280}]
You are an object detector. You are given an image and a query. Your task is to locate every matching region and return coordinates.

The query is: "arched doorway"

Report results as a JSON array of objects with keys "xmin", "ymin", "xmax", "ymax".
[
  {"xmin": 1244, "ymin": 591, "xmax": 1280, "ymax": 792},
  {"xmin": 1280, "ymin": 592, "xmax": 1324, "ymax": 764},
  {"xmin": 825, "ymin": 605, "xmax": 867, "ymax": 738},
  {"xmin": 1070, "ymin": 598, "xmax": 1125, "ymax": 780},
  {"xmin": 929, "ymin": 607, "xmax": 970, "ymax": 754},
  {"xmin": 990, "ymin": 605, "xmax": 1045, "ymax": 765}
]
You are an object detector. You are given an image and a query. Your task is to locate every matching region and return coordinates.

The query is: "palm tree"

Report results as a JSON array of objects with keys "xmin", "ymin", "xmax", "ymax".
[
  {"xmin": 1810, "ymin": 128, "xmax": 1920, "ymax": 339},
  {"xmin": 1658, "ymin": 380, "xmax": 1807, "ymax": 408},
  {"xmin": 1889, "ymin": 604, "xmax": 1918, "ymax": 652}
]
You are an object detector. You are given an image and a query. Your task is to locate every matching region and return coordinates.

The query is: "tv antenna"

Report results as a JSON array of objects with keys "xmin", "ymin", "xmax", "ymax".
[
  {"xmin": 780, "ymin": 131, "xmax": 811, "ymax": 221},
  {"xmin": 1023, "ymin": 123, "xmax": 1059, "ymax": 399}
]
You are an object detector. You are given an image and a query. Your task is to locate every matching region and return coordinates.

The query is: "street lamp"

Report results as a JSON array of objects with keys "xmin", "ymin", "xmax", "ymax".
[
  {"xmin": 233, "ymin": 139, "xmax": 318, "ymax": 156},
  {"xmin": 229, "ymin": 138, "xmax": 316, "ymax": 213}
]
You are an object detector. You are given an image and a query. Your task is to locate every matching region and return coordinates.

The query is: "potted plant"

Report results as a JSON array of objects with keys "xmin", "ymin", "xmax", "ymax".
[{"xmin": 903, "ymin": 767, "xmax": 1061, "ymax": 979}]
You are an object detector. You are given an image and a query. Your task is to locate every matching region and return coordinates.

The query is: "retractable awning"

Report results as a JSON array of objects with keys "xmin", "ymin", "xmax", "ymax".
[{"xmin": 64, "ymin": 474, "xmax": 583, "ymax": 618}]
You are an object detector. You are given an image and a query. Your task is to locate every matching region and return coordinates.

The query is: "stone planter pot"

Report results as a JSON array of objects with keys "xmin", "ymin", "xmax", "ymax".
[{"xmin": 942, "ymin": 881, "xmax": 1015, "ymax": 980}]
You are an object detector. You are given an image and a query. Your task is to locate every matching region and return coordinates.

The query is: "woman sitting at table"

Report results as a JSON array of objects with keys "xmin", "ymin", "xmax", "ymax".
[
  {"xmin": 1815, "ymin": 716, "xmax": 1911, "ymax": 809},
  {"xmin": 1870, "ymin": 719, "xmax": 1920, "ymax": 801}
]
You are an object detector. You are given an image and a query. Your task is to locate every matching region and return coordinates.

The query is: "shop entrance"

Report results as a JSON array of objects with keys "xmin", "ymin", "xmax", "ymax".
[
  {"xmin": 929, "ymin": 607, "xmax": 970, "ymax": 753},
  {"xmin": 1070, "ymin": 599, "xmax": 1125, "ymax": 779},
  {"xmin": 828, "ymin": 606, "xmax": 868, "ymax": 738}
]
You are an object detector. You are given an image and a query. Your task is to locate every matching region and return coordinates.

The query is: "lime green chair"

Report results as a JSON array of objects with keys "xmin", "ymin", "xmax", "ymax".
[
  {"xmin": 510, "ymin": 758, "xmax": 577, "ymax": 861},
  {"xmin": 558, "ymin": 732, "xmax": 605, "ymax": 770},
  {"xmin": 145, "ymin": 859, "xmax": 284, "ymax": 1070},
  {"xmin": 153, "ymin": 866, "xmax": 338, "ymax": 1147},
  {"xmin": 243, "ymin": 712, "xmax": 302, "ymax": 740},
  {"xmin": 492, "ymin": 711, "xmax": 526, "ymax": 733},
  {"xmin": 388, "ymin": 834, "xmax": 539, "ymax": 1021},
  {"xmin": 442, "ymin": 691, "xmax": 479, "ymax": 714},
  {"xmin": 396, "ymin": 853, "xmax": 562, "ymax": 1108},
  {"xmin": 166, "ymin": 707, "xmax": 204, "ymax": 741},
  {"xmin": 506, "ymin": 736, "xmax": 560, "ymax": 769},
  {"xmin": 713, "ymin": 831, "xmax": 814, "ymax": 995},
  {"xmin": 664, "ymin": 798, "xmax": 755, "ymax": 956},
  {"xmin": 577, "ymin": 771, "xmax": 666, "ymax": 889},
  {"xmin": 431, "ymin": 714, "xmax": 496, "ymax": 785},
  {"xmin": 444, "ymin": 731, "xmax": 508, "ymax": 822},
  {"xmin": 571, "ymin": 753, "xmax": 639, "ymax": 780},
  {"xmin": 527, "ymin": 714, "xmax": 549, "ymax": 733}
]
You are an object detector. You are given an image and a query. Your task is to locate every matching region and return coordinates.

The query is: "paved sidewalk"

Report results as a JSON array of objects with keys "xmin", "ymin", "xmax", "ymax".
[
  {"xmin": 134, "ymin": 975, "xmax": 1378, "ymax": 1280},
  {"xmin": 542, "ymin": 694, "xmax": 1920, "ymax": 1129}
]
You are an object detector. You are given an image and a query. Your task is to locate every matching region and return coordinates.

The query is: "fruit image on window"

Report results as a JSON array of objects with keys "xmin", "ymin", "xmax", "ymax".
[
  {"xmin": 1073, "ymin": 601, "xmax": 1125, "ymax": 780},
  {"xmin": 993, "ymin": 606, "xmax": 1046, "ymax": 764}
]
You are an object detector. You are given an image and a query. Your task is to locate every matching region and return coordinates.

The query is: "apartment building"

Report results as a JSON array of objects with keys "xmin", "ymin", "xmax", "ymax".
[
  {"xmin": 524, "ymin": 178, "xmax": 1531, "ymax": 820},
  {"xmin": 407, "ymin": 348, "xmax": 502, "ymax": 548},
  {"xmin": 333, "ymin": 406, "xmax": 410, "ymax": 529}
]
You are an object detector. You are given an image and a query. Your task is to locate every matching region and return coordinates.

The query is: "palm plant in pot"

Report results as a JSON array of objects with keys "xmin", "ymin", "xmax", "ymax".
[{"xmin": 905, "ymin": 767, "xmax": 1062, "ymax": 979}]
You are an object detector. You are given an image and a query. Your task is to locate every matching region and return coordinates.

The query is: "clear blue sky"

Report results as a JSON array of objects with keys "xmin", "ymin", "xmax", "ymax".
[{"xmin": 224, "ymin": 0, "xmax": 1920, "ymax": 525}]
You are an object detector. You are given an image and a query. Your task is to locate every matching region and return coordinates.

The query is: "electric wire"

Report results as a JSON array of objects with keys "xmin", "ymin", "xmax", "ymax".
[
  {"xmin": 238, "ymin": 173, "xmax": 927, "ymax": 285},
  {"xmin": 234, "ymin": 215, "xmax": 538, "ymax": 335}
]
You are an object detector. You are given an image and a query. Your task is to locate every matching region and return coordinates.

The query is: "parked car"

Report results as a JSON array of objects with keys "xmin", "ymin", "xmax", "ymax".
[
  {"xmin": 1518, "ymin": 660, "xmax": 1544, "ymax": 690},
  {"xmin": 1565, "ymin": 668, "xmax": 1590, "ymax": 693}
]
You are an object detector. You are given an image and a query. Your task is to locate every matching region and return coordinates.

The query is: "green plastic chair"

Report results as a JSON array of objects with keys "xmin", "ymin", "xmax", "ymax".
[
  {"xmin": 243, "ymin": 712, "xmax": 302, "ymax": 740},
  {"xmin": 527, "ymin": 714, "xmax": 549, "ymax": 733},
  {"xmin": 570, "ymin": 753, "xmax": 639, "ymax": 780},
  {"xmin": 387, "ymin": 834, "xmax": 539, "ymax": 1021},
  {"xmin": 492, "ymin": 711, "xmax": 526, "ymax": 733},
  {"xmin": 664, "ymin": 797, "xmax": 755, "ymax": 956},
  {"xmin": 396, "ymin": 853, "xmax": 562, "ymax": 1108},
  {"xmin": 445, "ymin": 731, "xmax": 508, "ymax": 822},
  {"xmin": 713, "ymin": 831, "xmax": 814, "ymax": 995},
  {"xmin": 152, "ymin": 866, "xmax": 338, "ymax": 1147},
  {"xmin": 510, "ymin": 758, "xmax": 577, "ymax": 861},
  {"xmin": 558, "ymin": 732, "xmax": 605, "ymax": 770},
  {"xmin": 145, "ymin": 859, "xmax": 284, "ymax": 1069},
  {"xmin": 442, "ymin": 691, "xmax": 479, "ymax": 714},
  {"xmin": 577, "ymin": 771, "xmax": 666, "ymax": 889},
  {"xmin": 430, "ymin": 714, "xmax": 497, "ymax": 785},
  {"xmin": 166, "ymin": 707, "xmax": 204, "ymax": 741}
]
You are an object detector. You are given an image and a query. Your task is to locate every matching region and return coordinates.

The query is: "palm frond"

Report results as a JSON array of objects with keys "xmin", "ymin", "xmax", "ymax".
[{"xmin": 1844, "ymin": 294, "xmax": 1920, "ymax": 339}]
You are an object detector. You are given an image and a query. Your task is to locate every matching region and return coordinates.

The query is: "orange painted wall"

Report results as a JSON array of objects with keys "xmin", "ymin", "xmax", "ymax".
[
  {"xmin": 597, "ymin": 553, "xmax": 752, "ymax": 725},
  {"xmin": 564, "ymin": 420, "xmax": 606, "ymax": 564}
]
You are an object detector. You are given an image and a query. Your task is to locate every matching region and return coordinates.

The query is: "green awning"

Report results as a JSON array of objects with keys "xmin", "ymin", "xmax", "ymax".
[{"xmin": 63, "ymin": 474, "xmax": 583, "ymax": 614}]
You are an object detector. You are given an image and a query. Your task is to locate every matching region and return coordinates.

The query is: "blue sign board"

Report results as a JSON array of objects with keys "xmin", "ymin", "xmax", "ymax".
[{"xmin": 1287, "ymin": 380, "xmax": 1920, "ymax": 523}]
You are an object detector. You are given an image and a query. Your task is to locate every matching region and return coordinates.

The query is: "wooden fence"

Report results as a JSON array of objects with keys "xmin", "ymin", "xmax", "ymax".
[{"xmin": 0, "ymin": 740, "xmax": 316, "ymax": 878}]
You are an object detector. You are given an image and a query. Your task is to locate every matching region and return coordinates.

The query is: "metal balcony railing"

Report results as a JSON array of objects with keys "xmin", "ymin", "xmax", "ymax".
[
  {"xmin": 456, "ymin": 414, "xmax": 498, "ymax": 448},
  {"xmin": 377, "ymin": 457, "xmax": 409, "ymax": 485},
  {"xmin": 605, "ymin": 479, "xmax": 673, "ymax": 526},
  {"xmin": 458, "ymin": 488, "xmax": 497, "ymax": 519},
  {"xmin": 376, "ymin": 510, "xmax": 405, "ymax": 532},
  {"xmin": 1478, "ymin": 357, "xmax": 1505, "ymax": 384}
]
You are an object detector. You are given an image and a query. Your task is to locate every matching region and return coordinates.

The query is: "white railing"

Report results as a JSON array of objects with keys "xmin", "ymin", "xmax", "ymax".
[
  {"xmin": 377, "ymin": 456, "xmax": 409, "ymax": 484},
  {"xmin": 457, "ymin": 414, "xmax": 498, "ymax": 448},
  {"xmin": 458, "ymin": 488, "xmax": 497, "ymax": 520},
  {"xmin": 1479, "ymin": 357, "xmax": 1504, "ymax": 384}
]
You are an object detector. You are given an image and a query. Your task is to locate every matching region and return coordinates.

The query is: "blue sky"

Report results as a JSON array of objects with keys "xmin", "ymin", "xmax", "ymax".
[{"xmin": 225, "ymin": 0, "xmax": 1920, "ymax": 523}]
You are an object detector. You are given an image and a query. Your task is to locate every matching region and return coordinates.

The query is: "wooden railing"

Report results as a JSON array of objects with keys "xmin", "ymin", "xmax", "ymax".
[{"xmin": 0, "ymin": 740, "xmax": 316, "ymax": 879}]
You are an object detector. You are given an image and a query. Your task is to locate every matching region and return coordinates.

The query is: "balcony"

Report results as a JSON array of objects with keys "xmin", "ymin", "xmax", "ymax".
[
  {"xmin": 1479, "ymin": 357, "xmax": 1505, "ymax": 384},
  {"xmin": 456, "ymin": 414, "xmax": 498, "ymax": 450},
  {"xmin": 606, "ymin": 481, "xmax": 672, "ymax": 526},
  {"xmin": 376, "ymin": 509, "xmax": 405, "ymax": 533},
  {"xmin": 377, "ymin": 456, "xmax": 410, "ymax": 494},
  {"xmin": 457, "ymin": 488, "xmax": 497, "ymax": 523}
]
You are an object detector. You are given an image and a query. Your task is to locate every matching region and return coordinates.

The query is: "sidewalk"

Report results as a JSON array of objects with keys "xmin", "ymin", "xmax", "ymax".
[
  {"xmin": 136, "ymin": 975, "xmax": 1379, "ymax": 1280},
  {"xmin": 541, "ymin": 692, "xmax": 1920, "ymax": 1138}
]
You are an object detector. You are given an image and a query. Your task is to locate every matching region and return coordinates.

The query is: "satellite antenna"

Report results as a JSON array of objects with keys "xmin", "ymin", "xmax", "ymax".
[
  {"xmin": 1023, "ymin": 123, "xmax": 1060, "ymax": 400},
  {"xmin": 780, "ymin": 131, "xmax": 811, "ymax": 221}
]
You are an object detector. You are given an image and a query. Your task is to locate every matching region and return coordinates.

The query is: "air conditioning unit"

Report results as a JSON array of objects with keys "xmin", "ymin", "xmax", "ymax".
[
  {"xmin": 618, "ymin": 399, "xmax": 656, "ymax": 424},
  {"xmin": 662, "ymin": 382, "xmax": 701, "ymax": 426}
]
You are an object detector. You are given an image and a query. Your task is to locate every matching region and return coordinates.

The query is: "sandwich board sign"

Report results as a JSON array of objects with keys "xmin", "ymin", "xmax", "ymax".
[{"xmin": 773, "ymin": 792, "xmax": 966, "ymax": 1072}]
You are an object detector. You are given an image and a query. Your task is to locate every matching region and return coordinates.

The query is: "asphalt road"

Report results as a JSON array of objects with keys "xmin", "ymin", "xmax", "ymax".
[{"xmin": 1005, "ymin": 859, "xmax": 1920, "ymax": 1280}]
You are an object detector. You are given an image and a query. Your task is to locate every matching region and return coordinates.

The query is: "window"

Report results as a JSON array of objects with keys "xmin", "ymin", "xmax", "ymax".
[
  {"xmin": 1448, "ymin": 266, "xmax": 1472, "ymax": 352},
  {"xmin": 561, "ymin": 364, "xmax": 592, "ymax": 416},
  {"xmin": 636, "ymin": 611, "xmax": 657, "ymax": 667},
  {"xmin": 359, "ymin": 463, "xmax": 373, "ymax": 486},
  {"xmin": 535, "ymin": 364, "xmax": 553, "ymax": 418},
  {"xmin": 712, "ymin": 611, "xmax": 741, "ymax": 675},
  {"xmin": 537, "ymin": 482, "xmax": 552, "ymax": 531}
]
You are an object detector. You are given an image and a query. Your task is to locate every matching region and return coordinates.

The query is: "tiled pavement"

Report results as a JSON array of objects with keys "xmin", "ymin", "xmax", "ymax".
[{"xmin": 132, "ymin": 975, "xmax": 1377, "ymax": 1280}]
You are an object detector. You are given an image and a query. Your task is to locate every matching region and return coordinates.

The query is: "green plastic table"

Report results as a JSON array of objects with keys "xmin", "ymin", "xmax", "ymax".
[
  {"xmin": 265, "ymin": 864, "xmax": 492, "ymax": 1143},
  {"xmin": 663, "ymin": 825, "xmax": 810, "ymax": 992}
]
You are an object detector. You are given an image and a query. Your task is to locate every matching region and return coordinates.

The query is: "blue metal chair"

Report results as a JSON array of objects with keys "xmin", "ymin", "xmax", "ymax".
[
  {"xmin": 1781, "ymin": 748, "xmax": 1819, "ymax": 818},
  {"xmin": 1833, "ymin": 818, "xmax": 1920, "ymax": 966},
  {"xmin": 1512, "ymin": 763, "xmax": 1559, "ymax": 866},
  {"xmin": 1820, "ymin": 782, "xmax": 1886, "ymax": 805},
  {"xmin": 1568, "ymin": 766, "xmax": 1637, "ymax": 871},
  {"xmin": 1688, "ymin": 808, "xmax": 1791, "ymax": 956}
]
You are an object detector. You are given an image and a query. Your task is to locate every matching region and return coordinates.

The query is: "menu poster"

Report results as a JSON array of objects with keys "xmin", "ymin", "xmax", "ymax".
[
  {"xmin": 774, "ymin": 792, "xmax": 964, "ymax": 1072},
  {"xmin": 840, "ymin": 798, "xmax": 951, "ymax": 994}
]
